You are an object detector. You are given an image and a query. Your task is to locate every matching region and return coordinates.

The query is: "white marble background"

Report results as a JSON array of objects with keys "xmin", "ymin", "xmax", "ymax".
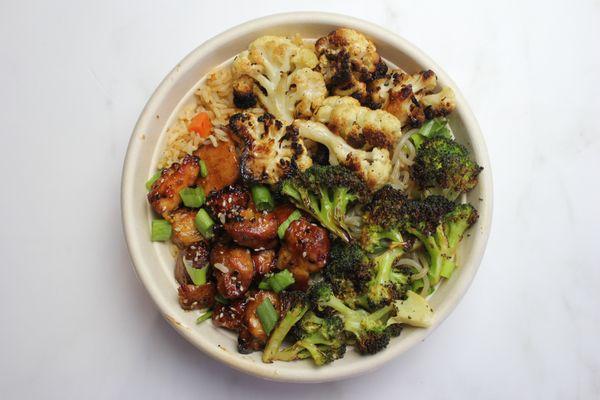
[{"xmin": 1, "ymin": 0, "xmax": 599, "ymax": 398}]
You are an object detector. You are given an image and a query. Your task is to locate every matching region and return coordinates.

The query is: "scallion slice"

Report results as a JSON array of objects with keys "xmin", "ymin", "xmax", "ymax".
[
  {"xmin": 196, "ymin": 310, "xmax": 213, "ymax": 324},
  {"xmin": 251, "ymin": 185, "xmax": 274, "ymax": 211},
  {"xmin": 256, "ymin": 298, "xmax": 278, "ymax": 335},
  {"xmin": 183, "ymin": 257, "xmax": 208, "ymax": 286},
  {"xmin": 151, "ymin": 219, "xmax": 172, "ymax": 241},
  {"xmin": 145, "ymin": 171, "xmax": 161, "ymax": 190},
  {"xmin": 179, "ymin": 187, "xmax": 205, "ymax": 208},
  {"xmin": 277, "ymin": 210, "xmax": 302, "ymax": 239},
  {"xmin": 199, "ymin": 160, "xmax": 208, "ymax": 178},
  {"xmin": 259, "ymin": 270, "xmax": 295, "ymax": 293},
  {"xmin": 215, "ymin": 293, "xmax": 229, "ymax": 305},
  {"xmin": 194, "ymin": 209, "xmax": 214, "ymax": 238}
]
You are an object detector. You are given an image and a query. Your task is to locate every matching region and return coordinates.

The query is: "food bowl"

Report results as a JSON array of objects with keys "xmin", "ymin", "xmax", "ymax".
[{"xmin": 121, "ymin": 12, "xmax": 493, "ymax": 382}]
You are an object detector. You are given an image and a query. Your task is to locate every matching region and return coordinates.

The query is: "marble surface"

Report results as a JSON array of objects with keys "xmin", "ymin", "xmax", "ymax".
[{"xmin": 1, "ymin": 0, "xmax": 599, "ymax": 398}]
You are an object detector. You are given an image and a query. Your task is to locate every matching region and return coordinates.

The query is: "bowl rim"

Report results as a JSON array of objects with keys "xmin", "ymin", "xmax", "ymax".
[{"xmin": 121, "ymin": 11, "xmax": 493, "ymax": 383}]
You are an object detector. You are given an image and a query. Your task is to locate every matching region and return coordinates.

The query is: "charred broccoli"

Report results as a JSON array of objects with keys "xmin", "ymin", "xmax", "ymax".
[
  {"xmin": 272, "ymin": 311, "xmax": 346, "ymax": 365},
  {"xmin": 362, "ymin": 247, "xmax": 411, "ymax": 309},
  {"xmin": 411, "ymin": 136, "xmax": 482, "ymax": 199},
  {"xmin": 360, "ymin": 185, "xmax": 411, "ymax": 253},
  {"xmin": 323, "ymin": 241, "xmax": 373, "ymax": 308},
  {"xmin": 279, "ymin": 165, "xmax": 369, "ymax": 242},
  {"xmin": 262, "ymin": 291, "xmax": 309, "ymax": 363},
  {"xmin": 403, "ymin": 196, "xmax": 479, "ymax": 285},
  {"xmin": 308, "ymin": 282, "xmax": 394, "ymax": 354}
]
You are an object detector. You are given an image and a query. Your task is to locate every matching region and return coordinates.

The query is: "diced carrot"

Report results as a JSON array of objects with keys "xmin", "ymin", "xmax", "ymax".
[{"xmin": 188, "ymin": 112, "xmax": 212, "ymax": 138}]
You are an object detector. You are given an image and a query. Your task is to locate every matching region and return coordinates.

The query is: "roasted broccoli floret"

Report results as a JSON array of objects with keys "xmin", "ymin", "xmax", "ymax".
[
  {"xmin": 362, "ymin": 247, "xmax": 410, "ymax": 309},
  {"xmin": 262, "ymin": 291, "xmax": 309, "ymax": 363},
  {"xmin": 324, "ymin": 241, "xmax": 373, "ymax": 308},
  {"xmin": 294, "ymin": 120, "xmax": 392, "ymax": 189},
  {"xmin": 308, "ymin": 282, "xmax": 394, "ymax": 354},
  {"xmin": 403, "ymin": 196, "xmax": 479, "ymax": 285},
  {"xmin": 229, "ymin": 112, "xmax": 313, "ymax": 184},
  {"xmin": 360, "ymin": 185, "xmax": 410, "ymax": 252},
  {"xmin": 411, "ymin": 136, "xmax": 483, "ymax": 199},
  {"xmin": 314, "ymin": 96, "xmax": 402, "ymax": 150},
  {"xmin": 272, "ymin": 311, "xmax": 346, "ymax": 365},
  {"xmin": 279, "ymin": 165, "xmax": 369, "ymax": 242},
  {"xmin": 231, "ymin": 35, "xmax": 327, "ymax": 122}
]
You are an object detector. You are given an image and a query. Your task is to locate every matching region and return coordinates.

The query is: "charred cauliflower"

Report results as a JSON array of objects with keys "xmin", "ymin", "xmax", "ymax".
[
  {"xmin": 368, "ymin": 69, "xmax": 456, "ymax": 128},
  {"xmin": 315, "ymin": 28, "xmax": 387, "ymax": 103},
  {"xmin": 293, "ymin": 120, "xmax": 391, "ymax": 189},
  {"xmin": 315, "ymin": 96, "xmax": 402, "ymax": 150},
  {"xmin": 231, "ymin": 36, "xmax": 327, "ymax": 123},
  {"xmin": 229, "ymin": 112, "xmax": 313, "ymax": 184}
]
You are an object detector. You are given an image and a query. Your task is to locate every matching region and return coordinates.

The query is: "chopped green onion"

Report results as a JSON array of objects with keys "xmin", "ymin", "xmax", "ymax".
[
  {"xmin": 256, "ymin": 298, "xmax": 278, "ymax": 335},
  {"xmin": 151, "ymin": 219, "xmax": 172, "ymax": 241},
  {"xmin": 196, "ymin": 310, "xmax": 213, "ymax": 324},
  {"xmin": 410, "ymin": 118, "xmax": 452, "ymax": 150},
  {"xmin": 199, "ymin": 159, "xmax": 208, "ymax": 178},
  {"xmin": 183, "ymin": 257, "xmax": 208, "ymax": 286},
  {"xmin": 145, "ymin": 171, "xmax": 161, "ymax": 190},
  {"xmin": 259, "ymin": 270, "xmax": 295, "ymax": 293},
  {"xmin": 410, "ymin": 133, "xmax": 425, "ymax": 149},
  {"xmin": 277, "ymin": 210, "xmax": 302, "ymax": 239},
  {"xmin": 440, "ymin": 262, "xmax": 456, "ymax": 279},
  {"xmin": 251, "ymin": 185, "xmax": 274, "ymax": 211},
  {"xmin": 215, "ymin": 293, "xmax": 230, "ymax": 305},
  {"xmin": 258, "ymin": 280, "xmax": 271, "ymax": 290},
  {"xmin": 194, "ymin": 209, "xmax": 214, "ymax": 238},
  {"xmin": 179, "ymin": 187, "xmax": 205, "ymax": 208}
]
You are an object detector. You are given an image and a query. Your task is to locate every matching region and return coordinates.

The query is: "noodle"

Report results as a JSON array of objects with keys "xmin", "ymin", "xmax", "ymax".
[{"xmin": 389, "ymin": 129, "xmax": 417, "ymax": 190}]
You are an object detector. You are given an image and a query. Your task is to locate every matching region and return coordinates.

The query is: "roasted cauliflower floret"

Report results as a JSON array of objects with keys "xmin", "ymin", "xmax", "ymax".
[
  {"xmin": 368, "ymin": 69, "xmax": 456, "ymax": 128},
  {"xmin": 293, "ymin": 120, "xmax": 391, "ymax": 189},
  {"xmin": 315, "ymin": 28, "xmax": 387, "ymax": 103},
  {"xmin": 231, "ymin": 35, "xmax": 326, "ymax": 122},
  {"xmin": 315, "ymin": 96, "xmax": 402, "ymax": 150},
  {"xmin": 229, "ymin": 112, "xmax": 313, "ymax": 184}
]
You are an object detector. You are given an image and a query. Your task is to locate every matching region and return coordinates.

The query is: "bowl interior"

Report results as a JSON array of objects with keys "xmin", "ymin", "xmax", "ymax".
[{"xmin": 122, "ymin": 12, "xmax": 492, "ymax": 383}]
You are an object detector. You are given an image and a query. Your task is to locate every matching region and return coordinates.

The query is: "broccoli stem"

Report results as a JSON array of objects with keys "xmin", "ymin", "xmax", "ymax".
[
  {"xmin": 407, "ymin": 227, "xmax": 445, "ymax": 286},
  {"xmin": 324, "ymin": 295, "xmax": 392, "ymax": 338},
  {"xmin": 262, "ymin": 305, "xmax": 308, "ymax": 363},
  {"xmin": 373, "ymin": 247, "xmax": 404, "ymax": 286},
  {"xmin": 271, "ymin": 346, "xmax": 310, "ymax": 362}
]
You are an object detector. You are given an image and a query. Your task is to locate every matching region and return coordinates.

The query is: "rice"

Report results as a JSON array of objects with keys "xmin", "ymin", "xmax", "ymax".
[{"xmin": 157, "ymin": 65, "xmax": 243, "ymax": 169}]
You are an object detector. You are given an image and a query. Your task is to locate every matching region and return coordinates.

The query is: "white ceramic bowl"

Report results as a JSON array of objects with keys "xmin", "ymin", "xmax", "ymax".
[{"xmin": 121, "ymin": 12, "xmax": 493, "ymax": 383}]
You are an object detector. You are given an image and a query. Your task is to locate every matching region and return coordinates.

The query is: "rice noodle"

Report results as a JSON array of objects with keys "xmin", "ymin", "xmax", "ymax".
[
  {"xmin": 397, "ymin": 257, "xmax": 429, "ymax": 281},
  {"xmin": 417, "ymin": 253, "xmax": 431, "ymax": 297},
  {"xmin": 421, "ymin": 275, "xmax": 431, "ymax": 297},
  {"xmin": 389, "ymin": 129, "xmax": 417, "ymax": 190}
]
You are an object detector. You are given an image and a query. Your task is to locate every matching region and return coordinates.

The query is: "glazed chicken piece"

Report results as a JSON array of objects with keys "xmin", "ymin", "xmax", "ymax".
[
  {"xmin": 277, "ymin": 218, "xmax": 331, "ymax": 290},
  {"xmin": 205, "ymin": 185, "xmax": 250, "ymax": 223},
  {"xmin": 251, "ymin": 249, "xmax": 277, "ymax": 276},
  {"xmin": 210, "ymin": 244, "xmax": 255, "ymax": 299},
  {"xmin": 177, "ymin": 283, "xmax": 216, "ymax": 310},
  {"xmin": 212, "ymin": 299, "xmax": 248, "ymax": 331},
  {"xmin": 174, "ymin": 242, "xmax": 210, "ymax": 285},
  {"xmin": 193, "ymin": 139, "xmax": 240, "ymax": 195},
  {"xmin": 223, "ymin": 207, "xmax": 279, "ymax": 250},
  {"xmin": 148, "ymin": 154, "xmax": 200, "ymax": 215},
  {"xmin": 164, "ymin": 208, "xmax": 204, "ymax": 248},
  {"xmin": 238, "ymin": 290, "xmax": 281, "ymax": 353}
]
